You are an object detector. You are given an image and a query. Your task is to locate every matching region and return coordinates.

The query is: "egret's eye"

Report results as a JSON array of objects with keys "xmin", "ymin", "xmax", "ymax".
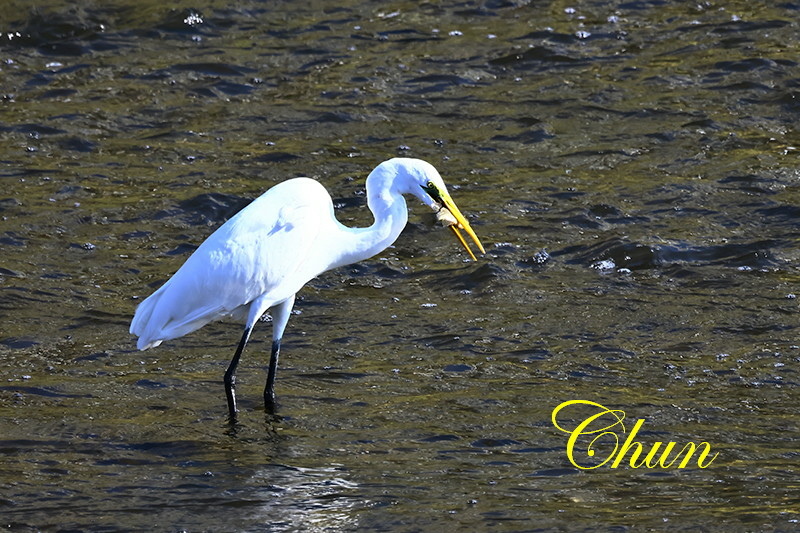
[{"xmin": 421, "ymin": 181, "xmax": 444, "ymax": 205}]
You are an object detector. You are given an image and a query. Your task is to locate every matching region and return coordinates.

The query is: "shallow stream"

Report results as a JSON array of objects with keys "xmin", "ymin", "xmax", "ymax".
[{"xmin": 1, "ymin": 1, "xmax": 798, "ymax": 531}]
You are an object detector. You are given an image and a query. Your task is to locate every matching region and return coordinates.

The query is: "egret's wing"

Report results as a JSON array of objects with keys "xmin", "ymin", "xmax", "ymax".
[{"xmin": 131, "ymin": 178, "xmax": 332, "ymax": 348}]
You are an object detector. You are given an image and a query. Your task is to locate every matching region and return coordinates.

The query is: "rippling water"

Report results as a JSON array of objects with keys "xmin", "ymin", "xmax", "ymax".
[{"xmin": 1, "ymin": 1, "xmax": 798, "ymax": 531}]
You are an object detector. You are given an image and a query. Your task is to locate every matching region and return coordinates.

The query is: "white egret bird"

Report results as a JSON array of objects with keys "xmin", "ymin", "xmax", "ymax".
[{"xmin": 130, "ymin": 157, "xmax": 484, "ymax": 417}]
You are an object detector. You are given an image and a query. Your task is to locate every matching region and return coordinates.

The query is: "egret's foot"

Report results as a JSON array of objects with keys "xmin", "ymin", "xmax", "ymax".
[{"xmin": 264, "ymin": 391, "xmax": 278, "ymax": 414}]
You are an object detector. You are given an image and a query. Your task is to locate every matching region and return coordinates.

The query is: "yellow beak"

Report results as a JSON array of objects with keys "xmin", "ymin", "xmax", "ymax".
[{"xmin": 436, "ymin": 192, "xmax": 485, "ymax": 261}]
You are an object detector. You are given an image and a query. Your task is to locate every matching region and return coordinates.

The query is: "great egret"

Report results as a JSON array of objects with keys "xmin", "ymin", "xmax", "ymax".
[{"xmin": 130, "ymin": 157, "xmax": 484, "ymax": 417}]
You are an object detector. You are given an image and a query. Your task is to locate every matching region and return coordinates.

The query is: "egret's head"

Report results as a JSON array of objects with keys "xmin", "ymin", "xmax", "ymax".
[{"xmin": 386, "ymin": 158, "xmax": 486, "ymax": 261}]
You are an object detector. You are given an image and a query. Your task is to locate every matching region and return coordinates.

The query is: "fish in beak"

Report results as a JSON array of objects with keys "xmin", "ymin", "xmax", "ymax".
[{"xmin": 425, "ymin": 184, "xmax": 485, "ymax": 261}]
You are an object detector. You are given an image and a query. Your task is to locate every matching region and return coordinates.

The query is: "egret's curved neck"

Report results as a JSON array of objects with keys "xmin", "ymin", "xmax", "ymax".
[{"xmin": 332, "ymin": 169, "xmax": 409, "ymax": 268}]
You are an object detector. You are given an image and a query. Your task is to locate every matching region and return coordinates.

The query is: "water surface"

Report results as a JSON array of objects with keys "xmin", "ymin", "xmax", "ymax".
[{"xmin": 1, "ymin": 1, "xmax": 798, "ymax": 531}]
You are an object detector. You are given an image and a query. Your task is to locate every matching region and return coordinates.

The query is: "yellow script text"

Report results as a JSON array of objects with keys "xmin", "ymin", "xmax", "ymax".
[{"xmin": 551, "ymin": 400, "xmax": 719, "ymax": 470}]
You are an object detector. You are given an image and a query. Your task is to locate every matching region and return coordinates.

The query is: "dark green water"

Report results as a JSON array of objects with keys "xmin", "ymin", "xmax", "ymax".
[{"xmin": 1, "ymin": 1, "xmax": 798, "ymax": 531}]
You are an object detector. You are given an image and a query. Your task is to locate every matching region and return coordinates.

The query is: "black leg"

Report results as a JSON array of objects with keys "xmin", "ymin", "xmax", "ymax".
[
  {"xmin": 224, "ymin": 325, "xmax": 253, "ymax": 420},
  {"xmin": 264, "ymin": 339, "xmax": 281, "ymax": 413}
]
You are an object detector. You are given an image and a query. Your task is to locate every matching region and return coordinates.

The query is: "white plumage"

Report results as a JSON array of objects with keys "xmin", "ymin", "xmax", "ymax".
[{"xmin": 130, "ymin": 158, "xmax": 484, "ymax": 417}]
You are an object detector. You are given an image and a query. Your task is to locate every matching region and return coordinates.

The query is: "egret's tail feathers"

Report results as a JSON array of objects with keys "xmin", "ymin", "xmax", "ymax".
[
  {"xmin": 137, "ymin": 338, "xmax": 163, "ymax": 351},
  {"xmin": 130, "ymin": 290, "xmax": 166, "ymax": 350},
  {"xmin": 131, "ymin": 285, "xmax": 231, "ymax": 350}
]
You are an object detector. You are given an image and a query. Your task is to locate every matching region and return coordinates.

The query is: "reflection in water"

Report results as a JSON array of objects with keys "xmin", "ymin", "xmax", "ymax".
[
  {"xmin": 0, "ymin": 421, "xmax": 364, "ymax": 531},
  {"xmin": 246, "ymin": 465, "xmax": 362, "ymax": 532},
  {"xmin": 1, "ymin": 0, "xmax": 799, "ymax": 530}
]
